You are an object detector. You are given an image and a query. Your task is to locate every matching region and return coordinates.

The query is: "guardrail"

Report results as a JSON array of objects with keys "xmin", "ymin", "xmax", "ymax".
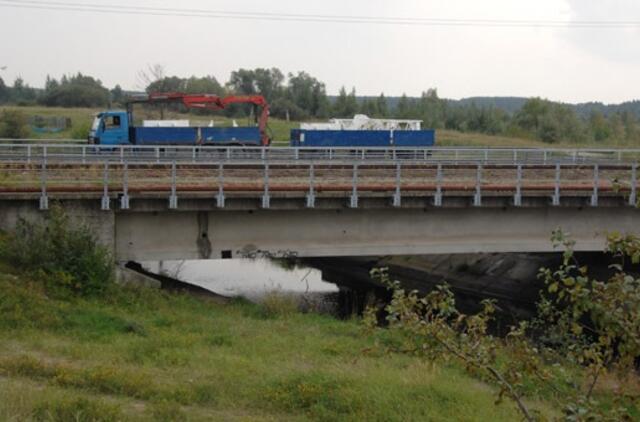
[{"xmin": 0, "ymin": 142, "xmax": 640, "ymax": 165}]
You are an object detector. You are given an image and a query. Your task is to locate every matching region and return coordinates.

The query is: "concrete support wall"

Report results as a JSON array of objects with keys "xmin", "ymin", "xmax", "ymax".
[{"xmin": 115, "ymin": 207, "xmax": 640, "ymax": 261}]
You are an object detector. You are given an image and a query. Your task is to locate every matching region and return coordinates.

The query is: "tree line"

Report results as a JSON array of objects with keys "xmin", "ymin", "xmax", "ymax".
[{"xmin": 1, "ymin": 68, "xmax": 639, "ymax": 145}]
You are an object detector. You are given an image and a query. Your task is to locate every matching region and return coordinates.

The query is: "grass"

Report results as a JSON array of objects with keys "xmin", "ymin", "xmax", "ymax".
[{"xmin": 0, "ymin": 262, "xmax": 558, "ymax": 421}]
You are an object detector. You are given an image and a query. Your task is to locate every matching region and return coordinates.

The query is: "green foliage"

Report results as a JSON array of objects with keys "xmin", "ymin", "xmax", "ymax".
[
  {"xmin": 0, "ymin": 108, "xmax": 30, "ymax": 138},
  {"xmin": 333, "ymin": 86, "xmax": 359, "ymax": 118},
  {"xmin": 41, "ymin": 73, "xmax": 109, "ymax": 108},
  {"xmin": 368, "ymin": 231, "xmax": 640, "ymax": 421},
  {"xmin": 0, "ymin": 77, "xmax": 9, "ymax": 104},
  {"xmin": 70, "ymin": 119, "xmax": 91, "ymax": 139},
  {"xmin": 0, "ymin": 206, "xmax": 113, "ymax": 297}
]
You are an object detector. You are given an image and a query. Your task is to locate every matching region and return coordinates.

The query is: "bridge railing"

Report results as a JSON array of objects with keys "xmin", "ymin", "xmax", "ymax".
[
  {"xmin": 0, "ymin": 158, "xmax": 637, "ymax": 211},
  {"xmin": 0, "ymin": 142, "xmax": 640, "ymax": 165}
]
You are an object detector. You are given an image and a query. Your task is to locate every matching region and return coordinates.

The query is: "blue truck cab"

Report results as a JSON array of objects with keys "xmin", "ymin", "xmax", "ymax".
[{"xmin": 89, "ymin": 111, "xmax": 130, "ymax": 145}]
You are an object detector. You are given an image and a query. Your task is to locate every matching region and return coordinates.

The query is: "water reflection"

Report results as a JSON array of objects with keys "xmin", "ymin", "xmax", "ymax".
[{"xmin": 141, "ymin": 258, "xmax": 338, "ymax": 299}]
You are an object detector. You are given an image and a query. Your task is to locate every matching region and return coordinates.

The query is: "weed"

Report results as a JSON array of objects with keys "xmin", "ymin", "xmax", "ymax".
[
  {"xmin": 32, "ymin": 397, "xmax": 121, "ymax": 422},
  {"xmin": 260, "ymin": 291, "xmax": 299, "ymax": 318},
  {"xmin": 149, "ymin": 400, "xmax": 187, "ymax": 422}
]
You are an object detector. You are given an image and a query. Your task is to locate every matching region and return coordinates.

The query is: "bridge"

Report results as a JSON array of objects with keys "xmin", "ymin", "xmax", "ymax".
[{"xmin": 0, "ymin": 142, "xmax": 638, "ymax": 261}]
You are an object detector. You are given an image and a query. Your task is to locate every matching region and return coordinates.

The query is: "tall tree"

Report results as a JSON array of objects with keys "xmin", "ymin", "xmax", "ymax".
[{"xmin": 0, "ymin": 77, "xmax": 8, "ymax": 104}]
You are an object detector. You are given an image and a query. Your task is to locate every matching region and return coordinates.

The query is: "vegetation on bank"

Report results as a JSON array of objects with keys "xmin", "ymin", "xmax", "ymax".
[
  {"xmin": 0, "ymin": 212, "xmax": 549, "ymax": 421},
  {"xmin": 0, "ymin": 210, "xmax": 638, "ymax": 420},
  {"xmin": 367, "ymin": 231, "xmax": 640, "ymax": 421}
]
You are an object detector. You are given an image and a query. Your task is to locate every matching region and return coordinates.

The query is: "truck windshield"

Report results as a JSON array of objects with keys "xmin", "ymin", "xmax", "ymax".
[{"xmin": 91, "ymin": 116, "xmax": 102, "ymax": 132}]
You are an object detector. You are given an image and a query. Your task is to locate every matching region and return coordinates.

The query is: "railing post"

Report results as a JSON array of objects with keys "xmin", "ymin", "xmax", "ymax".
[
  {"xmin": 513, "ymin": 149, "xmax": 518, "ymax": 164},
  {"xmin": 630, "ymin": 164, "xmax": 637, "ymax": 207},
  {"xmin": 552, "ymin": 163, "xmax": 561, "ymax": 206},
  {"xmin": 434, "ymin": 163, "xmax": 443, "ymax": 207},
  {"xmin": 294, "ymin": 148, "xmax": 299, "ymax": 161},
  {"xmin": 169, "ymin": 161, "xmax": 178, "ymax": 209},
  {"xmin": 590, "ymin": 164, "xmax": 599, "ymax": 207},
  {"xmin": 121, "ymin": 161, "xmax": 130, "ymax": 209},
  {"xmin": 262, "ymin": 163, "xmax": 270, "ymax": 209},
  {"xmin": 306, "ymin": 164, "xmax": 316, "ymax": 208},
  {"xmin": 216, "ymin": 164, "xmax": 225, "ymax": 208},
  {"xmin": 39, "ymin": 158, "xmax": 48, "ymax": 210},
  {"xmin": 514, "ymin": 164, "xmax": 522, "ymax": 207},
  {"xmin": 226, "ymin": 148, "xmax": 231, "ymax": 161},
  {"xmin": 393, "ymin": 163, "xmax": 402, "ymax": 207},
  {"xmin": 120, "ymin": 146, "xmax": 124, "ymax": 164},
  {"xmin": 82, "ymin": 146, "xmax": 86, "ymax": 164},
  {"xmin": 192, "ymin": 147, "xmax": 197, "ymax": 164},
  {"xmin": 474, "ymin": 164, "xmax": 482, "ymax": 207},
  {"xmin": 350, "ymin": 164, "xmax": 358, "ymax": 208},
  {"xmin": 543, "ymin": 149, "xmax": 548, "ymax": 165},
  {"xmin": 101, "ymin": 161, "xmax": 110, "ymax": 211},
  {"xmin": 261, "ymin": 148, "xmax": 266, "ymax": 161},
  {"xmin": 155, "ymin": 147, "xmax": 160, "ymax": 164},
  {"xmin": 27, "ymin": 144, "xmax": 32, "ymax": 164}
]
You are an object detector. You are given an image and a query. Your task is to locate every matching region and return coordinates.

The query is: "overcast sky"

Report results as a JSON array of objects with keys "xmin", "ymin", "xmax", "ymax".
[{"xmin": 0, "ymin": 0, "xmax": 639, "ymax": 103}]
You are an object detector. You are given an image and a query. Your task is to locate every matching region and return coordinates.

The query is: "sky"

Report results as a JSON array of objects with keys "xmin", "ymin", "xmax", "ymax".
[{"xmin": 0, "ymin": 0, "xmax": 639, "ymax": 104}]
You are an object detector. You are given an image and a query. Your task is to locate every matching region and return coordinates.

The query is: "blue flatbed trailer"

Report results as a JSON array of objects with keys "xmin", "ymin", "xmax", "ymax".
[
  {"xmin": 290, "ymin": 129, "xmax": 436, "ymax": 147},
  {"xmin": 88, "ymin": 111, "xmax": 263, "ymax": 146}
]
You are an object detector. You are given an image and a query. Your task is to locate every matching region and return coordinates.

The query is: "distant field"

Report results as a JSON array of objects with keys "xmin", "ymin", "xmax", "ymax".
[{"xmin": 1, "ymin": 106, "xmax": 635, "ymax": 148}]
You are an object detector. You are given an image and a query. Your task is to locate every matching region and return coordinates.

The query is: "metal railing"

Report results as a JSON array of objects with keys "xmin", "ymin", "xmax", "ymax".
[
  {"xmin": 1, "ymin": 160, "xmax": 637, "ymax": 211},
  {"xmin": 0, "ymin": 142, "xmax": 640, "ymax": 165}
]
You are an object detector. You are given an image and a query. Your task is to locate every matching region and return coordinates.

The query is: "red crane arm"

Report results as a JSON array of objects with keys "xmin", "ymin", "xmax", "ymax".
[{"xmin": 220, "ymin": 96, "xmax": 270, "ymax": 146}]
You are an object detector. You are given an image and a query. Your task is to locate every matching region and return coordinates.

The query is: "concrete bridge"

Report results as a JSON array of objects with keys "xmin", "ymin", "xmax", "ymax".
[{"xmin": 0, "ymin": 144, "xmax": 638, "ymax": 261}]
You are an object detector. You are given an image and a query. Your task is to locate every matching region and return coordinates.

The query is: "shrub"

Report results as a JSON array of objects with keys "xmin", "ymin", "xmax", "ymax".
[
  {"xmin": 1, "ymin": 206, "xmax": 113, "ymax": 297},
  {"xmin": 0, "ymin": 109, "xmax": 30, "ymax": 138}
]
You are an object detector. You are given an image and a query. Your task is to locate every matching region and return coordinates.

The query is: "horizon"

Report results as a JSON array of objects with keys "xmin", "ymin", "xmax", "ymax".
[{"xmin": 1, "ymin": 0, "xmax": 639, "ymax": 104}]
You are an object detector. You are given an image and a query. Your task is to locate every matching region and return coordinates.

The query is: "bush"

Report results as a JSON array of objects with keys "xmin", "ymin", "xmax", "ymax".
[
  {"xmin": 0, "ymin": 109, "xmax": 30, "ymax": 138},
  {"xmin": 0, "ymin": 206, "xmax": 113, "ymax": 297}
]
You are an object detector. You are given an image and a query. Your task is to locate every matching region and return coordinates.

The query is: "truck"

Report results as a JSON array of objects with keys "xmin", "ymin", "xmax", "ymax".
[
  {"xmin": 290, "ymin": 114, "xmax": 435, "ymax": 147},
  {"xmin": 88, "ymin": 92, "xmax": 270, "ymax": 146}
]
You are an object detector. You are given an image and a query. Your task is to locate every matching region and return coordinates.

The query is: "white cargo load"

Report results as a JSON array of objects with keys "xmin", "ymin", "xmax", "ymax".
[
  {"xmin": 143, "ymin": 120, "xmax": 190, "ymax": 128},
  {"xmin": 301, "ymin": 115, "xmax": 422, "ymax": 131}
]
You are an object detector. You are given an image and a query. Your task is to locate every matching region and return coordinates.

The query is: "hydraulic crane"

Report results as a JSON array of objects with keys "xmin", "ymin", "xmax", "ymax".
[{"xmin": 127, "ymin": 92, "xmax": 271, "ymax": 146}]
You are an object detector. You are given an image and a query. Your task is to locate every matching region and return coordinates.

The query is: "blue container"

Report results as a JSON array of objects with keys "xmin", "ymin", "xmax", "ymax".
[
  {"xmin": 134, "ymin": 127, "xmax": 262, "ymax": 146},
  {"xmin": 201, "ymin": 127, "xmax": 261, "ymax": 145},
  {"xmin": 290, "ymin": 129, "xmax": 435, "ymax": 147}
]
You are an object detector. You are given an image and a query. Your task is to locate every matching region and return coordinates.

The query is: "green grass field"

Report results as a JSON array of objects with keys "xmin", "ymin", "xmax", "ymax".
[
  {"xmin": 2, "ymin": 105, "xmax": 636, "ymax": 148},
  {"xmin": 0, "ymin": 260, "xmax": 559, "ymax": 421}
]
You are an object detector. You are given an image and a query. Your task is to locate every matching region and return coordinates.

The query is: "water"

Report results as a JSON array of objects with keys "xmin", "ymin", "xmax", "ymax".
[{"xmin": 141, "ymin": 258, "xmax": 338, "ymax": 300}]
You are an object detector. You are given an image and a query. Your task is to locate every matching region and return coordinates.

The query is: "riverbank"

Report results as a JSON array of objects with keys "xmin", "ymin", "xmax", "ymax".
[{"xmin": 0, "ymin": 261, "xmax": 555, "ymax": 421}]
